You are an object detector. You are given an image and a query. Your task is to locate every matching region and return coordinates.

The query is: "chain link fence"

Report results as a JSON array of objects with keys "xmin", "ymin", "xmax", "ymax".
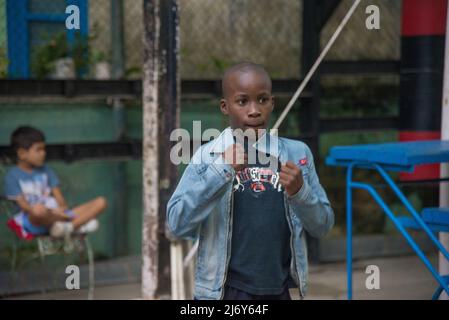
[{"xmin": 0, "ymin": 0, "xmax": 400, "ymax": 80}]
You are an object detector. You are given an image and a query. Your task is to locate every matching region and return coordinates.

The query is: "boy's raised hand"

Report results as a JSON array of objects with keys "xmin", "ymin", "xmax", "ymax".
[
  {"xmin": 279, "ymin": 161, "xmax": 304, "ymax": 196},
  {"xmin": 221, "ymin": 143, "xmax": 248, "ymax": 172}
]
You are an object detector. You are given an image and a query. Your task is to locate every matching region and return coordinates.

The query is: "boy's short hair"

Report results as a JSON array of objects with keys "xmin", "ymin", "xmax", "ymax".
[
  {"xmin": 10, "ymin": 126, "xmax": 45, "ymax": 154},
  {"xmin": 221, "ymin": 61, "xmax": 272, "ymax": 98}
]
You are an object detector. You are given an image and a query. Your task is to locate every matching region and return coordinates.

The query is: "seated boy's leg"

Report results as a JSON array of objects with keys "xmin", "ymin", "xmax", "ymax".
[
  {"xmin": 28, "ymin": 207, "xmax": 67, "ymax": 228},
  {"xmin": 23, "ymin": 214, "xmax": 50, "ymax": 235},
  {"xmin": 70, "ymin": 196, "xmax": 107, "ymax": 229}
]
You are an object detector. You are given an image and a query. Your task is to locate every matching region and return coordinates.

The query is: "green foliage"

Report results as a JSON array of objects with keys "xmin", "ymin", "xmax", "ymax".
[
  {"xmin": 210, "ymin": 56, "xmax": 232, "ymax": 74},
  {"xmin": 124, "ymin": 66, "xmax": 141, "ymax": 78},
  {"xmin": 72, "ymin": 32, "xmax": 90, "ymax": 76},
  {"xmin": 87, "ymin": 23, "xmax": 110, "ymax": 66},
  {"xmin": 31, "ymin": 32, "xmax": 90, "ymax": 79},
  {"xmin": 31, "ymin": 32, "xmax": 69, "ymax": 78}
]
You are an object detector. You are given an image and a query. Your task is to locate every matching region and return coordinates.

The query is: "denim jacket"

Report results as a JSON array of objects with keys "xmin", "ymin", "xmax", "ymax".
[{"xmin": 166, "ymin": 127, "xmax": 334, "ymax": 300}]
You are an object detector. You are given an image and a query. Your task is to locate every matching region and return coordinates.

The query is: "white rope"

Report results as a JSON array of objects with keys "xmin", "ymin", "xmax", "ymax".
[
  {"xmin": 272, "ymin": 0, "xmax": 361, "ymax": 131},
  {"xmin": 183, "ymin": 239, "xmax": 199, "ymax": 268},
  {"xmin": 170, "ymin": 241, "xmax": 185, "ymax": 299}
]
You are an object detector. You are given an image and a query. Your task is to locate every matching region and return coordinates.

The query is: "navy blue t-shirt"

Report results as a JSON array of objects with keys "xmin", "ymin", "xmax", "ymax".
[{"xmin": 226, "ymin": 142, "xmax": 292, "ymax": 295}]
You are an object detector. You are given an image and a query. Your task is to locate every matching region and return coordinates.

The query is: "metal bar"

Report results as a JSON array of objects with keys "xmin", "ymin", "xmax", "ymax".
[
  {"xmin": 301, "ymin": 0, "xmax": 322, "ymax": 264},
  {"xmin": 346, "ymin": 163, "xmax": 354, "ymax": 300},
  {"xmin": 84, "ymin": 236, "xmax": 95, "ymax": 300},
  {"xmin": 351, "ymin": 180, "xmax": 449, "ymax": 296},
  {"xmin": 0, "ymin": 141, "xmax": 142, "ymax": 162},
  {"xmin": 440, "ymin": 0, "xmax": 449, "ymax": 300},
  {"xmin": 318, "ymin": 0, "xmax": 342, "ymax": 31},
  {"xmin": 142, "ymin": 0, "xmax": 161, "ymax": 300},
  {"xmin": 0, "ymin": 80, "xmax": 398, "ymax": 98},
  {"xmin": 26, "ymin": 14, "xmax": 66, "ymax": 22},
  {"xmin": 321, "ymin": 60, "xmax": 400, "ymax": 74},
  {"xmin": 142, "ymin": 0, "xmax": 179, "ymax": 300},
  {"xmin": 111, "ymin": 0, "xmax": 126, "ymax": 79},
  {"xmin": 111, "ymin": 98, "xmax": 128, "ymax": 256},
  {"xmin": 320, "ymin": 117, "xmax": 399, "ymax": 132},
  {"xmin": 374, "ymin": 164, "xmax": 449, "ymax": 262},
  {"xmin": 160, "ymin": 0, "xmax": 181, "ymax": 299}
]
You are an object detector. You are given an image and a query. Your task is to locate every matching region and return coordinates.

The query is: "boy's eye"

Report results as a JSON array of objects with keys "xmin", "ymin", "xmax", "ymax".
[
  {"xmin": 259, "ymin": 97, "xmax": 269, "ymax": 104},
  {"xmin": 237, "ymin": 99, "xmax": 247, "ymax": 106}
]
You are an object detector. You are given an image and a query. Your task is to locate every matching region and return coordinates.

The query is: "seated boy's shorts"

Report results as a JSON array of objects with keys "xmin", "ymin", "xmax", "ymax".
[{"xmin": 23, "ymin": 209, "xmax": 77, "ymax": 236}]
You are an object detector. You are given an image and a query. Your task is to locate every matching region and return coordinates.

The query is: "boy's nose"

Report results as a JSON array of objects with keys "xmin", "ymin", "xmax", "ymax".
[{"xmin": 247, "ymin": 103, "xmax": 261, "ymax": 117}]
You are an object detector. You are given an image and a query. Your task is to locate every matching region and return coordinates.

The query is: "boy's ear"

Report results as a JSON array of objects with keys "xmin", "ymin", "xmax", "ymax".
[
  {"xmin": 17, "ymin": 148, "xmax": 27, "ymax": 160},
  {"xmin": 220, "ymin": 99, "xmax": 229, "ymax": 115}
]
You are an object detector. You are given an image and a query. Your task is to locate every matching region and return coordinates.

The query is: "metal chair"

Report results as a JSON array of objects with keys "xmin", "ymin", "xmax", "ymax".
[{"xmin": 0, "ymin": 161, "xmax": 96, "ymax": 299}]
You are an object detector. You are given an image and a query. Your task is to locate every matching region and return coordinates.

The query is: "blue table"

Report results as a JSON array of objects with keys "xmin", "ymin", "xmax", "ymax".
[{"xmin": 326, "ymin": 140, "xmax": 449, "ymax": 299}]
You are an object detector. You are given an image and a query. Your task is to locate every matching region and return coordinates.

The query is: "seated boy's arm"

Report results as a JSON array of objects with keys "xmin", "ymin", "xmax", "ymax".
[
  {"xmin": 4, "ymin": 171, "xmax": 49, "ymax": 217},
  {"xmin": 166, "ymin": 157, "xmax": 235, "ymax": 240},
  {"xmin": 15, "ymin": 195, "xmax": 32, "ymax": 213},
  {"xmin": 51, "ymin": 187, "xmax": 68, "ymax": 210},
  {"xmin": 15, "ymin": 196, "xmax": 47, "ymax": 217},
  {"xmin": 287, "ymin": 145, "xmax": 334, "ymax": 238}
]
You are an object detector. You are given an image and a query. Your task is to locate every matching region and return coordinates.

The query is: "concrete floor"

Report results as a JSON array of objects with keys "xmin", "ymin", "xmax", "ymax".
[{"xmin": 5, "ymin": 254, "xmax": 441, "ymax": 300}]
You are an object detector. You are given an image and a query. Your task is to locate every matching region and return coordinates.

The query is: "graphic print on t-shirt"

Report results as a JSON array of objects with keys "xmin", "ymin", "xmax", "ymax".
[{"xmin": 233, "ymin": 166, "xmax": 283, "ymax": 197}]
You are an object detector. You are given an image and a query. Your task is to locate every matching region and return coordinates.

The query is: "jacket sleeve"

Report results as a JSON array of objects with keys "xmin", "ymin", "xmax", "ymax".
[
  {"xmin": 286, "ymin": 145, "xmax": 334, "ymax": 238},
  {"xmin": 166, "ymin": 154, "xmax": 234, "ymax": 240}
]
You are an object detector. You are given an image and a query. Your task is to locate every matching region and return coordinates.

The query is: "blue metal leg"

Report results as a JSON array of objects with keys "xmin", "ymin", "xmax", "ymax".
[
  {"xmin": 346, "ymin": 164, "xmax": 354, "ymax": 300},
  {"xmin": 374, "ymin": 164, "xmax": 449, "ymax": 263},
  {"xmin": 351, "ymin": 181, "xmax": 449, "ymax": 296},
  {"xmin": 431, "ymin": 275, "xmax": 449, "ymax": 300}
]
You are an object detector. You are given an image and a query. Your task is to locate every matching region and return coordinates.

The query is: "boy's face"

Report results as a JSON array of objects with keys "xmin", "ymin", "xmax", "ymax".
[
  {"xmin": 18, "ymin": 142, "xmax": 46, "ymax": 168},
  {"xmin": 220, "ymin": 70, "xmax": 274, "ymax": 139}
]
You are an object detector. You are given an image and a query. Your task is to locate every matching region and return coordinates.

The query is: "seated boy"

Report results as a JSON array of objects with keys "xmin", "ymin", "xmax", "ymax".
[
  {"xmin": 167, "ymin": 62, "xmax": 334, "ymax": 300},
  {"xmin": 4, "ymin": 126, "xmax": 107, "ymax": 239}
]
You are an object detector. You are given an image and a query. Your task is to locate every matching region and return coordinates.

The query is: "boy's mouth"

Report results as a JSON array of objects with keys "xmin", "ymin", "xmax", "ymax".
[{"xmin": 244, "ymin": 122, "xmax": 265, "ymax": 129}]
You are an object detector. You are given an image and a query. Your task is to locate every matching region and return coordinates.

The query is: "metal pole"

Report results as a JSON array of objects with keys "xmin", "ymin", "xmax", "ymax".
[
  {"xmin": 159, "ymin": 0, "xmax": 183, "ymax": 299},
  {"xmin": 439, "ymin": 0, "xmax": 449, "ymax": 300},
  {"xmin": 301, "ymin": 0, "xmax": 322, "ymax": 264},
  {"xmin": 112, "ymin": 98, "xmax": 128, "ymax": 256},
  {"xmin": 111, "ymin": 0, "xmax": 125, "ymax": 79},
  {"xmin": 142, "ymin": 0, "xmax": 180, "ymax": 300},
  {"xmin": 142, "ymin": 0, "xmax": 161, "ymax": 300}
]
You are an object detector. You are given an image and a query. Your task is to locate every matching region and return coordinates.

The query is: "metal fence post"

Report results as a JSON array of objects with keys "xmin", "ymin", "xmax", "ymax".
[{"xmin": 142, "ymin": 0, "xmax": 179, "ymax": 300}]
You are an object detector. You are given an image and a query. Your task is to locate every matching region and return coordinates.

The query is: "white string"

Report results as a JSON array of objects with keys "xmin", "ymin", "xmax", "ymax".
[
  {"xmin": 271, "ymin": 0, "xmax": 361, "ymax": 131},
  {"xmin": 183, "ymin": 238, "xmax": 199, "ymax": 268}
]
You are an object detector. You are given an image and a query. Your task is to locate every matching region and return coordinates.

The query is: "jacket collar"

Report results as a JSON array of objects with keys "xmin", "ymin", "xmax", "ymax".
[{"xmin": 209, "ymin": 127, "xmax": 281, "ymax": 158}]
